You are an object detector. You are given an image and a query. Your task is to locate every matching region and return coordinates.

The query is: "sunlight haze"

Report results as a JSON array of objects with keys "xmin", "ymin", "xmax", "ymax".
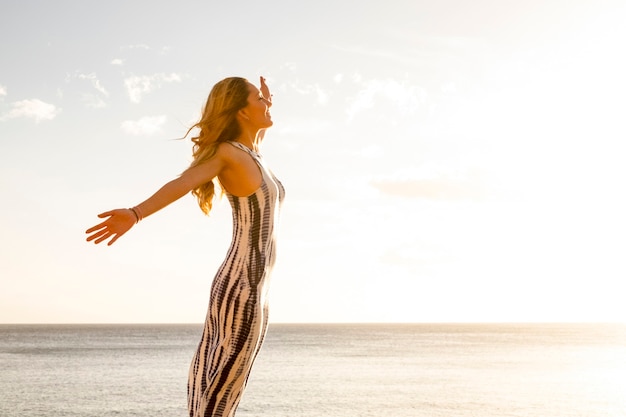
[{"xmin": 1, "ymin": 0, "xmax": 625, "ymax": 323}]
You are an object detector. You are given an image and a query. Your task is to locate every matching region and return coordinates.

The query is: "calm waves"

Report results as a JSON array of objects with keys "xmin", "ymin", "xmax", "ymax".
[{"xmin": 1, "ymin": 323, "xmax": 625, "ymax": 417}]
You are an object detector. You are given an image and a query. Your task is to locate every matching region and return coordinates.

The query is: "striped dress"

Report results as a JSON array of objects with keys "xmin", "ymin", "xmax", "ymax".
[{"xmin": 187, "ymin": 141, "xmax": 285, "ymax": 417}]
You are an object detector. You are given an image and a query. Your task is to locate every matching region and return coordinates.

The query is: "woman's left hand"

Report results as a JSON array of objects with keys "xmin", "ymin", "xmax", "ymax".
[{"xmin": 85, "ymin": 209, "xmax": 136, "ymax": 245}]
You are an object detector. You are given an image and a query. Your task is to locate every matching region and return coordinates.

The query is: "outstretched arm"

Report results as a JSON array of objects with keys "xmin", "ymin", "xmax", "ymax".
[{"xmin": 86, "ymin": 152, "xmax": 226, "ymax": 245}]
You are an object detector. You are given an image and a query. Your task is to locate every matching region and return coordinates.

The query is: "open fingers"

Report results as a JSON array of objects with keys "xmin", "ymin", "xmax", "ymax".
[
  {"xmin": 86, "ymin": 210, "xmax": 117, "ymax": 235},
  {"xmin": 86, "ymin": 227, "xmax": 108, "ymax": 243},
  {"xmin": 85, "ymin": 209, "xmax": 130, "ymax": 245},
  {"xmin": 94, "ymin": 232, "xmax": 114, "ymax": 245},
  {"xmin": 107, "ymin": 233, "xmax": 122, "ymax": 246},
  {"xmin": 85, "ymin": 222, "xmax": 107, "ymax": 235}
]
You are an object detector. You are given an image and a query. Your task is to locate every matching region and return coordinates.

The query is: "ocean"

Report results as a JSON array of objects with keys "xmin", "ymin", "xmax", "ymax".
[{"xmin": 0, "ymin": 323, "xmax": 624, "ymax": 417}]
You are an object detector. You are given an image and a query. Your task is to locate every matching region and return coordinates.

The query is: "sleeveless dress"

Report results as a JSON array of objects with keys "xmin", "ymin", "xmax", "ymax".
[{"xmin": 187, "ymin": 141, "xmax": 285, "ymax": 417}]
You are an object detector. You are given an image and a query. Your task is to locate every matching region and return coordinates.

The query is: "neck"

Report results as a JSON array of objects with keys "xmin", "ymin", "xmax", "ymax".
[{"xmin": 236, "ymin": 128, "xmax": 265, "ymax": 152}]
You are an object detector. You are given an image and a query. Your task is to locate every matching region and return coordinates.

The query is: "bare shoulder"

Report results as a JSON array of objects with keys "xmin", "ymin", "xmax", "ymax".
[
  {"xmin": 215, "ymin": 141, "xmax": 244, "ymax": 162},
  {"xmin": 216, "ymin": 142, "xmax": 255, "ymax": 167},
  {"xmin": 215, "ymin": 142, "xmax": 262, "ymax": 196}
]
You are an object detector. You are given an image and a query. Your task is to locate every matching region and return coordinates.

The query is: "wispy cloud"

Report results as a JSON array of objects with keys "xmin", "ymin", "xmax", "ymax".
[
  {"xmin": 65, "ymin": 72, "xmax": 109, "ymax": 108},
  {"xmin": 285, "ymin": 81, "xmax": 329, "ymax": 106},
  {"xmin": 80, "ymin": 94, "xmax": 107, "ymax": 109},
  {"xmin": 0, "ymin": 99, "xmax": 61, "ymax": 123},
  {"xmin": 78, "ymin": 72, "xmax": 109, "ymax": 96},
  {"xmin": 110, "ymin": 58, "xmax": 124, "ymax": 66},
  {"xmin": 121, "ymin": 115, "xmax": 167, "ymax": 136},
  {"xmin": 77, "ymin": 73, "xmax": 109, "ymax": 97},
  {"xmin": 0, "ymin": 84, "xmax": 6, "ymax": 97},
  {"xmin": 346, "ymin": 78, "xmax": 425, "ymax": 122},
  {"xmin": 124, "ymin": 73, "xmax": 182, "ymax": 103},
  {"xmin": 276, "ymin": 63, "xmax": 329, "ymax": 105}
]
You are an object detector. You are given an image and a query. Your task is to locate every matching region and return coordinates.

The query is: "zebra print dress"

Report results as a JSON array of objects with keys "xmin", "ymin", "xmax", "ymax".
[{"xmin": 187, "ymin": 141, "xmax": 285, "ymax": 417}]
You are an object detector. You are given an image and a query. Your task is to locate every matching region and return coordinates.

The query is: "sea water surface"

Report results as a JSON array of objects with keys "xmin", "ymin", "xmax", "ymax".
[{"xmin": 1, "ymin": 323, "xmax": 625, "ymax": 417}]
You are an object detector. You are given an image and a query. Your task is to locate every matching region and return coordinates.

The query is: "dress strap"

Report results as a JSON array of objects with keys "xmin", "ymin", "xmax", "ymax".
[
  {"xmin": 227, "ymin": 141, "xmax": 262, "ymax": 162},
  {"xmin": 227, "ymin": 140, "xmax": 263, "ymax": 171}
]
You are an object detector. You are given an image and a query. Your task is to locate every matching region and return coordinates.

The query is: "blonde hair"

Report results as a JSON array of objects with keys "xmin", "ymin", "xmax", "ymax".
[{"xmin": 185, "ymin": 77, "xmax": 250, "ymax": 215}]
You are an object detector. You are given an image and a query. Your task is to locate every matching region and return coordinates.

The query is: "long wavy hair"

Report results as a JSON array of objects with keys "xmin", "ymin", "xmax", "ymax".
[{"xmin": 185, "ymin": 77, "xmax": 250, "ymax": 215}]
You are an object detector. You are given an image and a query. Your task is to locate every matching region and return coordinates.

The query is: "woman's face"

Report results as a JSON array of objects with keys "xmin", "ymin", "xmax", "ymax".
[{"xmin": 240, "ymin": 82, "xmax": 273, "ymax": 130}]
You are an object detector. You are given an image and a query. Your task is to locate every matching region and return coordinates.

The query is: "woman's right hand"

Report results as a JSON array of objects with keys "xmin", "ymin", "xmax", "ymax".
[
  {"xmin": 86, "ymin": 209, "xmax": 136, "ymax": 246},
  {"xmin": 260, "ymin": 76, "xmax": 272, "ymax": 104}
]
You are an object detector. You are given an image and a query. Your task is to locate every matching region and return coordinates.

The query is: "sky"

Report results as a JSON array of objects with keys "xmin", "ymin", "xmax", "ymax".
[{"xmin": 1, "ymin": 0, "xmax": 625, "ymax": 323}]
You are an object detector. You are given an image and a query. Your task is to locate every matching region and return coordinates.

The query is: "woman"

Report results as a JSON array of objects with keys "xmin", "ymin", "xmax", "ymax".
[{"xmin": 86, "ymin": 76, "xmax": 285, "ymax": 417}]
